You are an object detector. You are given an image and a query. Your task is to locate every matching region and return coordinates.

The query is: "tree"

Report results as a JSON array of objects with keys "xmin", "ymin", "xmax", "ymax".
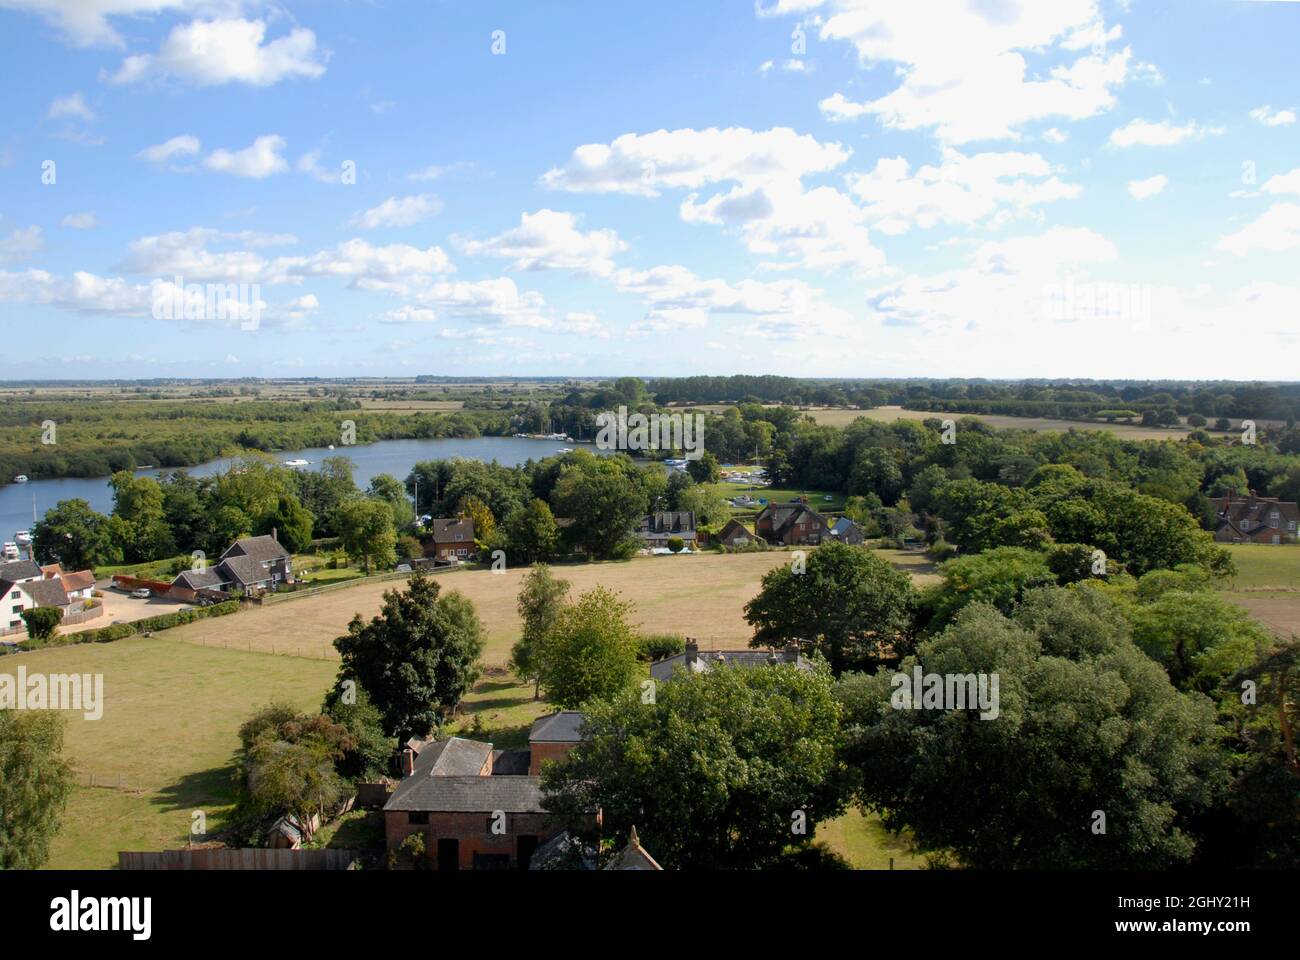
[
  {"xmin": 511, "ymin": 564, "xmax": 570, "ymax": 698},
  {"xmin": 541, "ymin": 661, "xmax": 849, "ymax": 869},
  {"xmin": 501, "ymin": 499, "xmax": 560, "ymax": 564},
  {"xmin": 0, "ymin": 710, "xmax": 74, "ymax": 869},
  {"xmin": 1129, "ymin": 590, "xmax": 1273, "ymax": 694},
  {"xmin": 744, "ymin": 541, "xmax": 917, "ymax": 674},
  {"xmin": 256, "ymin": 495, "xmax": 314, "ymax": 553},
  {"xmin": 368, "ymin": 473, "xmax": 415, "ymax": 531},
  {"xmin": 460, "ymin": 496, "xmax": 496, "ymax": 552},
  {"xmin": 537, "ymin": 587, "xmax": 640, "ymax": 709},
  {"xmin": 686, "ymin": 451, "xmax": 721, "ymax": 484},
  {"xmin": 335, "ymin": 498, "xmax": 397, "ymax": 573},
  {"xmin": 322, "ymin": 682, "xmax": 393, "ymax": 781},
  {"xmin": 20, "ymin": 606, "xmax": 63, "ymax": 645},
  {"xmin": 333, "ymin": 572, "xmax": 485, "ymax": 742},
  {"xmin": 922, "ymin": 546, "xmax": 1057, "ymax": 631},
  {"xmin": 549, "ymin": 455, "xmax": 645, "ymax": 559},
  {"xmin": 108, "ymin": 471, "xmax": 174, "ymax": 562},
  {"xmin": 32, "ymin": 498, "xmax": 115, "ymax": 570},
  {"xmin": 836, "ymin": 589, "xmax": 1225, "ymax": 869}
]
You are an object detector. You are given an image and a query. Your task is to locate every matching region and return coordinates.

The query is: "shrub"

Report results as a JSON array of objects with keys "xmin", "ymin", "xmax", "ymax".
[
  {"xmin": 20, "ymin": 607, "xmax": 63, "ymax": 645},
  {"xmin": 926, "ymin": 538, "xmax": 957, "ymax": 561},
  {"xmin": 667, "ymin": 536, "xmax": 685, "ymax": 553},
  {"xmin": 636, "ymin": 633, "xmax": 686, "ymax": 662}
]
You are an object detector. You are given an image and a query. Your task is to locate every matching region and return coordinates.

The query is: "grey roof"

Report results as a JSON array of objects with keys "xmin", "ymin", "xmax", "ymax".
[
  {"xmin": 650, "ymin": 649, "xmax": 809, "ymax": 683},
  {"xmin": 491, "ymin": 748, "xmax": 532, "ymax": 776},
  {"xmin": 637, "ymin": 511, "xmax": 696, "ymax": 537},
  {"xmin": 383, "ymin": 775, "xmax": 546, "ymax": 813},
  {"xmin": 24, "ymin": 577, "xmax": 70, "ymax": 608},
  {"xmin": 429, "ymin": 518, "xmax": 475, "ymax": 543},
  {"xmin": 222, "ymin": 535, "xmax": 290, "ymax": 563},
  {"xmin": 412, "ymin": 737, "xmax": 494, "ymax": 777},
  {"xmin": 218, "ymin": 554, "xmax": 274, "ymax": 587},
  {"xmin": 530, "ymin": 830, "xmax": 596, "ymax": 870},
  {"xmin": 172, "ymin": 568, "xmax": 227, "ymax": 590},
  {"xmin": 529, "ymin": 711, "xmax": 586, "ymax": 743},
  {"xmin": 830, "ymin": 517, "xmax": 858, "ymax": 535},
  {"xmin": 0, "ymin": 560, "xmax": 42, "ymax": 583}
]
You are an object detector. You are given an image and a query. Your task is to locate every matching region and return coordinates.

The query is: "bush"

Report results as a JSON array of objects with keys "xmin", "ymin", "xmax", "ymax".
[
  {"xmin": 926, "ymin": 539, "xmax": 957, "ymax": 561},
  {"xmin": 76, "ymin": 599, "xmax": 239, "ymax": 644},
  {"xmin": 666, "ymin": 536, "xmax": 685, "ymax": 553},
  {"xmin": 20, "ymin": 607, "xmax": 63, "ymax": 645},
  {"xmin": 636, "ymin": 633, "xmax": 686, "ymax": 662}
]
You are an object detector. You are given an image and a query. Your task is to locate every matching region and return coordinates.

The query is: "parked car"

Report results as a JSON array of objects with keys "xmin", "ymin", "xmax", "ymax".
[{"xmin": 131, "ymin": 588, "xmax": 152, "ymax": 599}]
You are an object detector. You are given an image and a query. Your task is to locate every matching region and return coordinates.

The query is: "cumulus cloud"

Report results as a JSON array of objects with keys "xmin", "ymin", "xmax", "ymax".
[
  {"xmin": 0, "ymin": 226, "xmax": 44, "ymax": 262},
  {"xmin": 203, "ymin": 134, "xmax": 288, "ymax": 178},
  {"xmin": 1127, "ymin": 174, "xmax": 1168, "ymax": 200},
  {"xmin": 1108, "ymin": 118, "xmax": 1221, "ymax": 148},
  {"xmin": 458, "ymin": 209, "xmax": 626, "ymax": 277},
  {"xmin": 1249, "ymin": 105, "xmax": 1296, "ymax": 127},
  {"xmin": 349, "ymin": 194, "xmax": 443, "ymax": 229},
  {"xmin": 1217, "ymin": 203, "xmax": 1300, "ymax": 256},
  {"xmin": 137, "ymin": 134, "xmax": 201, "ymax": 164},
  {"xmin": 48, "ymin": 92, "xmax": 95, "ymax": 121},
  {"xmin": 106, "ymin": 18, "xmax": 327, "ymax": 87}
]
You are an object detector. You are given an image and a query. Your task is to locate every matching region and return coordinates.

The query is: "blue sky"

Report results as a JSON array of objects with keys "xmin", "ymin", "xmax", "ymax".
[{"xmin": 1, "ymin": 0, "xmax": 1298, "ymax": 380}]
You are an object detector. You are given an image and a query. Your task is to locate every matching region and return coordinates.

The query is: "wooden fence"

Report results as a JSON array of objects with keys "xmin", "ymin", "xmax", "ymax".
[{"xmin": 119, "ymin": 848, "xmax": 362, "ymax": 871}]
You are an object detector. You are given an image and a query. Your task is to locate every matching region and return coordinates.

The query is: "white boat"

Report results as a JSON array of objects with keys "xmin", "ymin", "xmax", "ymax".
[
  {"xmin": 2, "ymin": 542, "xmax": 18, "ymax": 561},
  {"xmin": 557, "ymin": 447, "xmax": 574, "ymax": 454},
  {"xmin": 664, "ymin": 458, "xmax": 688, "ymax": 468},
  {"xmin": 283, "ymin": 459, "xmax": 311, "ymax": 468},
  {"xmin": 15, "ymin": 531, "xmax": 31, "ymax": 546},
  {"xmin": 12, "ymin": 475, "xmax": 28, "ymax": 483}
]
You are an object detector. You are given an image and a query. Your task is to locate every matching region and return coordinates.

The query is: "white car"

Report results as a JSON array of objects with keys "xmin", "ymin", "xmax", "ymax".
[{"xmin": 131, "ymin": 588, "xmax": 152, "ymax": 599}]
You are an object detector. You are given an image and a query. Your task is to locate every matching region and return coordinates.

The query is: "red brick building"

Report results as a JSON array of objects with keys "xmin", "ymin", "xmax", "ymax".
[
  {"xmin": 1210, "ymin": 494, "xmax": 1299, "ymax": 544},
  {"xmin": 754, "ymin": 502, "xmax": 831, "ymax": 546},
  {"xmin": 423, "ymin": 518, "xmax": 476, "ymax": 562}
]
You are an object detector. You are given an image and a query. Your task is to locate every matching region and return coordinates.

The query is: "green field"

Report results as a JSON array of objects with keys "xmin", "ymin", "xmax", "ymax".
[{"xmin": 1220, "ymin": 543, "xmax": 1300, "ymax": 591}]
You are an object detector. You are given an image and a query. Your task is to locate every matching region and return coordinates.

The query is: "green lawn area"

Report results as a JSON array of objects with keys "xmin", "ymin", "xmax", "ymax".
[
  {"xmin": 302, "ymin": 566, "xmax": 367, "ymax": 584},
  {"xmin": 817, "ymin": 808, "xmax": 926, "ymax": 870},
  {"xmin": 1220, "ymin": 543, "xmax": 1300, "ymax": 591},
  {"xmin": 703, "ymin": 481, "xmax": 846, "ymax": 513},
  {"xmin": 1, "ymin": 636, "xmax": 337, "ymax": 869}
]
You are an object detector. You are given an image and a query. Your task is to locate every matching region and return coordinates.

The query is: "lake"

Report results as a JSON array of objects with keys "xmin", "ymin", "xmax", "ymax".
[{"xmin": 1, "ymin": 436, "xmax": 603, "ymax": 548}]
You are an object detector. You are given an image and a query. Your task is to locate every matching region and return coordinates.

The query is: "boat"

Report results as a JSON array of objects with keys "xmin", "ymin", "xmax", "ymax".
[
  {"xmin": 14, "ymin": 531, "xmax": 31, "ymax": 546},
  {"xmin": 12, "ymin": 475, "xmax": 28, "ymax": 483},
  {"xmin": 2, "ymin": 542, "xmax": 18, "ymax": 561},
  {"xmin": 663, "ymin": 458, "xmax": 688, "ymax": 468},
  {"xmin": 283, "ymin": 459, "xmax": 311, "ymax": 468},
  {"xmin": 557, "ymin": 447, "xmax": 574, "ymax": 454}
]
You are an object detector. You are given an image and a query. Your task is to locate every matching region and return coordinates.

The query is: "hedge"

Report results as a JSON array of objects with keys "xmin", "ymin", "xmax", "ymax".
[{"xmin": 74, "ymin": 599, "xmax": 240, "ymax": 645}]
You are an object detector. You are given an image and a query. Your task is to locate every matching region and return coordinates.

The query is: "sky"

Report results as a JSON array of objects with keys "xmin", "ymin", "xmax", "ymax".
[{"xmin": 0, "ymin": 0, "xmax": 1298, "ymax": 381}]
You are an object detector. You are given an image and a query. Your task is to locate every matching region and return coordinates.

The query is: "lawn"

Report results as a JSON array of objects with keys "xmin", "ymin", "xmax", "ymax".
[
  {"xmin": 1219, "ymin": 543, "xmax": 1300, "ymax": 591},
  {"xmin": 817, "ymin": 809, "xmax": 925, "ymax": 870},
  {"xmin": 804, "ymin": 405, "xmax": 1189, "ymax": 440},
  {"xmin": 1, "ymin": 636, "xmax": 337, "ymax": 869},
  {"xmin": 703, "ymin": 480, "xmax": 847, "ymax": 512}
]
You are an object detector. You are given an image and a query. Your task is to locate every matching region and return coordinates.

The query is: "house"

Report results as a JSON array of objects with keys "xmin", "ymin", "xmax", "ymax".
[
  {"xmin": 829, "ymin": 517, "xmax": 865, "ymax": 545},
  {"xmin": 716, "ymin": 518, "xmax": 765, "ymax": 548},
  {"xmin": 58, "ymin": 569, "xmax": 96, "ymax": 602},
  {"xmin": 604, "ymin": 827, "xmax": 663, "ymax": 871},
  {"xmin": 266, "ymin": 813, "xmax": 321, "ymax": 850},
  {"xmin": 383, "ymin": 713, "xmax": 589, "ymax": 870},
  {"xmin": 637, "ymin": 511, "xmax": 696, "ymax": 549},
  {"xmin": 425, "ymin": 518, "xmax": 476, "ymax": 562},
  {"xmin": 168, "ymin": 533, "xmax": 293, "ymax": 600},
  {"xmin": 650, "ymin": 639, "xmax": 810, "ymax": 684},
  {"xmin": 1, "ymin": 574, "xmax": 71, "ymax": 632},
  {"xmin": 754, "ymin": 502, "xmax": 832, "ymax": 546},
  {"xmin": 1209, "ymin": 494, "xmax": 1299, "ymax": 544},
  {"xmin": 0, "ymin": 559, "xmax": 42, "ymax": 586}
]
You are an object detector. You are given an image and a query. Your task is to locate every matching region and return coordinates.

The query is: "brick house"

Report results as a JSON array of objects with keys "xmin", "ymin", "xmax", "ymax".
[
  {"xmin": 716, "ymin": 518, "xmax": 765, "ymax": 548},
  {"xmin": 383, "ymin": 712, "xmax": 588, "ymax": 870},
  {"xmin": 1209, "ymin": 494, "xmax": 1299, "ymax": 544},
  {"xmin": 754, "ymin": 502, "xmax": 831, "ymax": 546},
  {"xmin": 651, "ymin": 639, "xmax": 810, "ymax": 683},
  {"xmin": 636, "ymin": 511, "xmax": 696, "ymax": 549},
  {"xmin": 424, "ymin": 518, "xmax": 476, "ymax": 562},
  {"xmin": 168, "ymin": 533, "xmax": 293, "ymax": 600}
]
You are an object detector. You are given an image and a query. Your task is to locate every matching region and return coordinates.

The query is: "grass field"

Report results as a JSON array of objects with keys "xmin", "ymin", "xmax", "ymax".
[
  {"xmin": 1219, "ymin": 543, "xmax": 1300, "ymax": 638},
  {"xmin": 703, "ymin": 481, "xmax": 847, "ymax": 512},
  {"xmin": 802, "ymin": 405, "xmax": 1189, "ymax": 440},
  {"xmin": 1, "ymin": 638, "xmax": 337, "ymax": 869}
]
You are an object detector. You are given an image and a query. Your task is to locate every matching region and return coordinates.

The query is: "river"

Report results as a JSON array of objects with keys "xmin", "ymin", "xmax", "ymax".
[{"xmin": 1, "ymin": 435, "xmax": 603, "ymax": 548}]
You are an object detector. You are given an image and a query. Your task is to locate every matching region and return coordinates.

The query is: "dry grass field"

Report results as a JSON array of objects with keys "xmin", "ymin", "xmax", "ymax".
[
  {"xmin": 1219, "ymin": 543, "xmax": 1300, "ymax": 639},
  {"xmin": 805, "ymin": 405, "xmax": 1189, "ymax": 439}
]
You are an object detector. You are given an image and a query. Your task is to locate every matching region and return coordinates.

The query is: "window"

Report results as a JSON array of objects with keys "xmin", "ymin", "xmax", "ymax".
[
  {"xmin": 8, "ymin": 591, "xmax": 18, "ymax": 599},
  {"xmin": 407, "ymin": 812, "xmax": 429, "ymax": 825},
  {"xmin": 11, "ymin": 605, "xmax": 21, "ymax": 614},
  {"xmin": 1270, "ymin": 510, "xmax": 1280, "ymax": 528}
]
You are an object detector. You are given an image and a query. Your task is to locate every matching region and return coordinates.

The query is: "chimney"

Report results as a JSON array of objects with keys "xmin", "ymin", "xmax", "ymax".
[
  {"xmin": 784, "ymin": 641, "xmax": 801, "ymax": 664},
  {"xmin": 272, "ymin": 527, "xmax": 278, "ymax": 543},
  {"xmin": 402, "ymin": 746, "xmax": 416, "ymax": 777},
  {"xmin": 684, "ymin": 638, "xmax": 699, "ymax": 667}
]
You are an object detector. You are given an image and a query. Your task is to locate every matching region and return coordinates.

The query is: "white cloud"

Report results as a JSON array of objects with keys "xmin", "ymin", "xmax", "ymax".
[
  {"xmin": 1249, "ymin": 105, "xmax": 1296, "ymax": 127},
  {"xmin": 1043, "ymin": 128, "xmax": 1069, "ymax": 144},
  {"xmin": 541, "ymin": 126, "xmax": 849, "ymax": 196},
  {"xmin": 349, "ymin": 194, "xmax": 442, "ymax": 230},
  {"xmin": 284, "ymin": 239, "xmax": 455, "ymax": 283},
  {"xmin": 203, "ymin": 135, "xmax": 288, "ymax": 178},
  {"xmin": 1127, "ymin": 174, "xmax": 1168, "ymax": 200},
  {"xmin": 61, "ymin": 212, "xmax": 101, "ymax": 229},
  {"xmin": 48, "ymin": 92, "xmax": 95, "ymax": 121},
  {"xmin": 0, "ymin": 268, "xmax": 152, "ymax": 314},
  {"xmin": 799, "ymin": 1, "xmax": 1132, "ymax": 143},
  {"xmin": 1261, "ymin": 167, "xmax": 1300, "ymax": 196},
  {"xmin": 107, "ymin": 18, "xmax": 327, "ymax": 87},
  {"xmin": 1108, "ymin": 118, "xmax": 1221, "ymax": 148},
  {"xmin": 0, "ymin": 226, "xmax": 44, "ymax": 262},
  {"xmin": 458, "ymin": 209, "xmax": 626, "ymax": 277},
  {"xmin": 0, "ymin": 0, "xmax": 199, "ymax": 48},
  {"xmin": 381, "ymin": 277, "xmax": 549, "ymax": 329},
  {"xmin": 137, "ymin": 134, "xmax": 201, "ymax": 164},
  {"xmin": 847, "ymin": 148, "xmax": 1081, "ymax": 234},
  {"xmin": 1216, "ymin": 203, "xmax": 1300, "ymax": 256}
]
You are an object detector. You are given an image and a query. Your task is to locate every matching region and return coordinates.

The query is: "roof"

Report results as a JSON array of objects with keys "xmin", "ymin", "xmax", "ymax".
[
  {"xmin": 23, "ymin": 577, "xmax": 70, "ymax": 608},
  {"xmin": 172, "ymin": 567, "xmax": 227, "ymax": 590},
  {"xmin": 529, "ymin": 830, "xmax": 596, "ymax": 870},
  {"xmin": 61, "ymin": 569, "xmax": 95, "ymax": 592},
  {"xmin": 1210, "ymin": 495, "xmax": 1300, "ymax": 528},
  {"xmin": 830, "ymin": 517, "xmax": 859, "ymax": 536},
  {"xmin": 40, "ymin": 564, "xmax": 65, "ymax": 579},
  {"xmin": 383, "ymin": 775, "xmax": 546, "ymax": 813},
  {"xmin": 429, "ymin": 518, "xmax": 475, "ymax": 543},
  {"xmin": 491, "ymin": 748, "xmax": 532, "ymax": 776},
  {"xmin": 637, "ymin": 511, "xmax": 696, "ymax": 537},
  {"xmin": 604, "ymin": 827, "xmax": 662, "ymax": 871},
  {"xmin": 717, "ymin": 518, "xmax": 762, "ymax": 541},
  {"xmin": 650, "ymin": 647, "xmax": 810, "ymax": 683},
  {"xmin": 0, "ymin": 560, "xmax": 42, "ymax": 583},
  {"xmin": 218, "ymin": 554, "xmax": 274, "ymax": 587},
  {"xmin": 529, "ymin": 711, "xmax": 586, "ymax": 743},
  {"xmin": 411, "ymin": 736, "xmax": 494, "ymax": 777},
  {"xmin": 221, "ymin": 535, "xmax": 290, "ymax": 563}
]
